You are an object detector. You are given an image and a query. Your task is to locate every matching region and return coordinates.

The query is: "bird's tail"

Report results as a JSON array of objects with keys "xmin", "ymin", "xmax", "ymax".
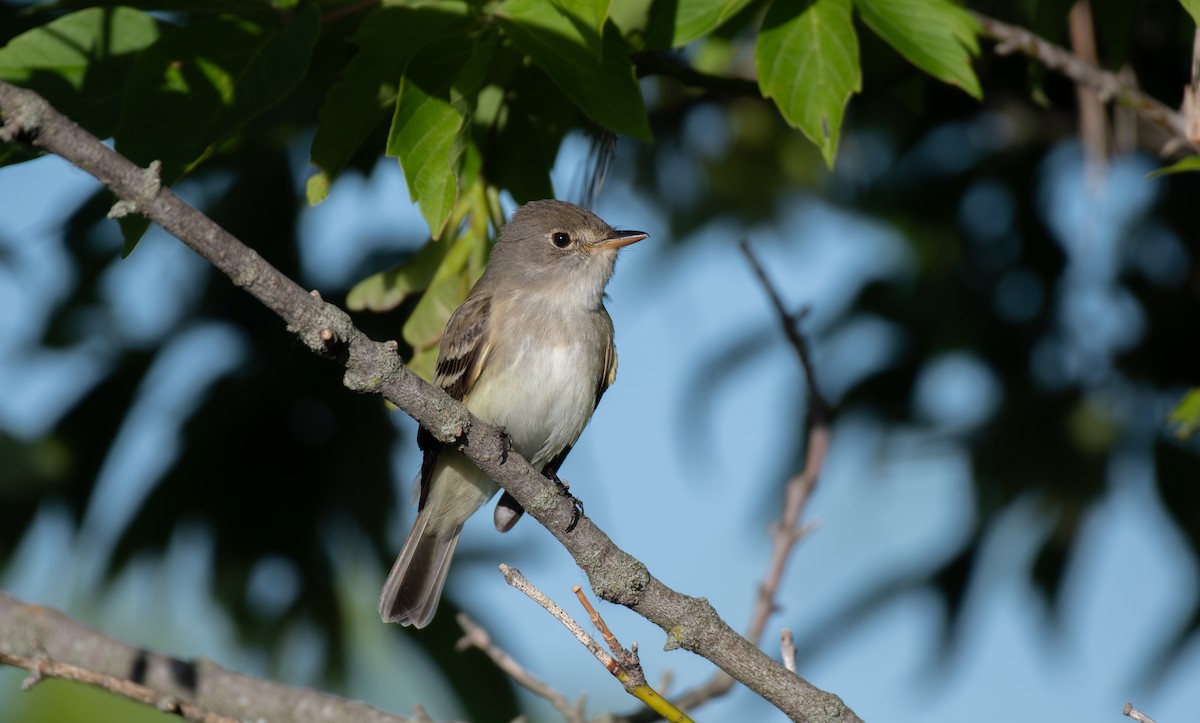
[{"xmin": 379, "ymin": 507, "xmax": 462, "ymax": 627}]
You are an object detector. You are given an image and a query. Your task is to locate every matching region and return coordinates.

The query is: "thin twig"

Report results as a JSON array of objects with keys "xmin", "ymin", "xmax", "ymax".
[
  {"xmin": 973, "ymin": 12, "xmax": 1198, "ymax": 153},
  {"xmin": 1067, "ymin": 1, "xmax": 1108, "ymax": 182},
  {"xmin": 455, "ymin": 613, "xmax": 585, "ymax": 723},
  {"xmin": 738, "ymin": 241, "xmax": 831, "ymax": 426},
  {"xmin": 499, "ymin": 565, "xmax": 620, "ymax": 676},
  {"xmin": 0, "ymin": 653, "xmax": 237, "ymax": 723},
  {"xmin": 632, "ymin": 245, "xmax": 834, "ymax": 719},
  {"xmin": 573, "ymin": 586, "xmax": 626, "ymax": 664},
  {"xmin": 500, "ymin": 567, "xmax": 693, "ymax": 723},
  {"xmin": 1123, "ymin": 702, "xmax": 1157, "ymax": 723}
]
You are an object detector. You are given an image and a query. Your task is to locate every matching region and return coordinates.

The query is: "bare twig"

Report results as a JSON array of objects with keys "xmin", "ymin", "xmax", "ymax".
[
  {"xmin": 455, "ymin": 613, "xmax": 585, "ymax": 723},
  {"xmin": 1067, "ymin": 1, "xmax": 1108, "ymax": 180},
  {"xmin": 499, "ymin": 565, "xmax": 620, "ymax": 676},
  {"xmin": 1123, "ymin": 702, "xmax": 1157, "ymax": 723},
  {"xmin": 0, "ymin": 79, "xmax": 857, "ymax": 723},
  {"xmin": 573, "ymin": 586, "xmax": 630, "ymax": 668},
  {"xmin": 633, "ymin": 245, "xmax": 834, "ymax": 719},
  {"xmin": 973, "ymin": 12, "xmax": 1198, "ymax": 153},
  {"xmin": 500, "ymin": 567, "xmax": 693, "ymax": 723},
  {"xmin": 740, "ymin": 241, "xmax": 832, "ymax": 650}
]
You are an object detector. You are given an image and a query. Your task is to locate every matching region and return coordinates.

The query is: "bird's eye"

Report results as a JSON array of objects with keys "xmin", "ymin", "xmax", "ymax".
[{"xmin": 551, "ymin": 231, "xmax": 572, "ymax": 248}]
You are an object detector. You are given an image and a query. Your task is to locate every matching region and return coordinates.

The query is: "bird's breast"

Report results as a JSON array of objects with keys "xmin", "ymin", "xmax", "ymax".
[{"xmin": 465, "ymin": 333, "xmax": 603, "ymax": 470}]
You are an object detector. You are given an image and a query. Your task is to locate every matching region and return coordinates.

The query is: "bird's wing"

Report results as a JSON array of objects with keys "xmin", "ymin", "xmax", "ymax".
[
  {"xmin": 595, "ymin": 334, "xmax": 617, "ymax": 412},
  {"xmin": 417, "ymin": 293, "xmax": 494, "ymax": 509}
]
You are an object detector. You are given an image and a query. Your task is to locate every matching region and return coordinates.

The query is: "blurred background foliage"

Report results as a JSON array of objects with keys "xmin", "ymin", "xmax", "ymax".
[{"xmin": 2, "ymin": 0, "xmax": 1200, "ymax": 720}]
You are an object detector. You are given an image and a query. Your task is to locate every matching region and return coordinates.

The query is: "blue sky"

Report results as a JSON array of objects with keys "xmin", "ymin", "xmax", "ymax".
[{"xmin": 1, "ymin": 128, "xmax": 1198, "ymax": 722}]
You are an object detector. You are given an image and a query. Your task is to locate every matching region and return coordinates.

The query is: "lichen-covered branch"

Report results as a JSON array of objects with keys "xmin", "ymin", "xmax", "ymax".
[{"xmin": 0, "ymin": 592, "xmax": 416, "ymax": 723}]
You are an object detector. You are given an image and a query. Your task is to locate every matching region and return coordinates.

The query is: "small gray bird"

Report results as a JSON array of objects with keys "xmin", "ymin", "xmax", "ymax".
[{"xmin": 379, "ymin": 199, "xmax": 648, "ymax": 628}]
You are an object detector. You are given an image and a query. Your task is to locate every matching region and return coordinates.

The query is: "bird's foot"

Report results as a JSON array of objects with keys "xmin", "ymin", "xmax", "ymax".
[
  {"xmin": 495, "ymin": 426, "xmax": 512, "ymax": 464},
  {"xmin": 547, "ymin": 472, "xmax": 584, "ymax": 532}
]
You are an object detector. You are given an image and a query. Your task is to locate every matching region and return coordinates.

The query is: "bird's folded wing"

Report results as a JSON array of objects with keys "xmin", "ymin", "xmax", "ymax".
[{"xmin": 417, "ymin": 293, "xmax": 494, "ymax": 509}]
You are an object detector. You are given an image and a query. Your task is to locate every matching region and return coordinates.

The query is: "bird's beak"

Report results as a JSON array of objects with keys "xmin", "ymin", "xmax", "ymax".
[{"xmin": 588, "ymin": 229, "xmax": 649, "ymax": 251}]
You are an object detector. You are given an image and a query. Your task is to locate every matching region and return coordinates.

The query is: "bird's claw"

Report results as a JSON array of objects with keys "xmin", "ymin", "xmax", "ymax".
[
  {"xmin": 495, "ymin": 426, "xmax": 512, "ymax": 464},
  {"xmin": 547, "ymin": 473, "xmax": 584, "ymax": 532}
]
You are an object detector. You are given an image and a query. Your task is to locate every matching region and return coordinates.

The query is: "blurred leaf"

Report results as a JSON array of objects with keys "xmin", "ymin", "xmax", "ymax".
[
  {"xmin": 494, "ymin": 0, "xmax": 652, "ymax": 141},
  {"xmin": 756, "ymin": 0, "xmax": 860, "ymax": 168},
  {"xmin": 1168, "ymin": 389, "xmax": 1200, "ymax": 439},
  {"xmin": 307, "ymin": 2, "xmax": 476, "ymax": 204},
  {"xmin": 114, "ymin": 2, "xmax": 319, "ymax": 251},
  {"xmin": 346, "ymin": 238, "xmax": 451, "ymax": 312},
  {"xmin": 41, "ymin": 0, "xmax": 279, "ymax": 11},
  {"xmin": 665, "ymin": 0, "xmax": 760, "ymax": 46},
  {"xmin": 386, "ymin": 34, "xmax": 495, "ymax": 238},
  {"xmin": 1182, "ymin": 0, "xmax": 1200, "ymax": 27},
  {"xmin": 853, "ymin": 0, "xmax": 982, "ymax": 98},
  {"xmin": 402, "ymin": 228, "xmax": 483, "ymax": 378},
  {"xmin": 1148, "ymin": 155, "xmax": 1200, "ymax": 178},
  {"xmin": 0, "ymin": 7, "xmax": 161, "ymax": 139}
]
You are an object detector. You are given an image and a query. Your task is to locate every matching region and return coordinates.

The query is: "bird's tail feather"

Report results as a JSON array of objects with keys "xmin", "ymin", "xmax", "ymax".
[{"xmin": 379, "ymin": 508, "xmax": 462, "ymax": 627}]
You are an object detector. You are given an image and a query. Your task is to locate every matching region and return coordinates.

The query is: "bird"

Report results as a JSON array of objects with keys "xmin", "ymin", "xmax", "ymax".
[{"xmin": 379, "ymin": 199, "xmax": 648, "ymax": 628}]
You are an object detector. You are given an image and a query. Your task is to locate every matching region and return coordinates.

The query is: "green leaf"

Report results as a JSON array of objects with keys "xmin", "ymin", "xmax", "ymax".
[
  {"xmin": 1147, "ymin": 155, "xmax": 1200, "ymax": 179},
  {"xmin": 0, "ymin": 7, "xmax": 160, "ymax": 139},
  {"xmin": 1168, "ymin": 389, "xmax": 1200, "ymax": 439},
  {"xmin": 549, "ymin": 0, "xmax": 611, "ymax": 57},
  {"xmin": 402, "ymin": 229, "xmax": 484, "ymax": 378},
  {"xmin": 853, "ymin": 0, "xmax": 981, "ymax": 98},
  {"xmin": 1182, "ymin": 0, "xmax": 1200, "ymax": 27},
  {"xmin": 667, "ymin": 0, "xmax": 759, "ymax": 46},
  {"xmin": 478, "ymin": 60, "xmax": 576, "ymax": 202},
  {"xmin": 116, "ymin": 3, "xmax": 319, "ymax": 179},
  {"xmin": 38, "ymin": 0, "xmax": 279, "ymax": 12},
  {"xmin": 307, "ymin": 3, "xmax": 476, "ymax": 204},
  {"xmin": 346, "ymin": 237, "xmax": 453, "ymax": 313},
  {"xmin": 495, "ymin": 0, "xmax": 652, "ymax": 141},
  {"xmin": 387, "ymin": 34, "xmax": 495, "ymax": 238},
  {"xmin": 756, "ymin": 0, "xmax": 860, "ymax": 168},
  {"xmin": 113, "ymin": 2, "xmax": 319, "ymax": 252}
]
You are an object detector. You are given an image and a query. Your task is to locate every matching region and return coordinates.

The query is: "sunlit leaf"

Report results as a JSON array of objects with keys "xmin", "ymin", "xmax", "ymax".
[
  {"xmin": 853, "ymin": 0, "xmax": 981, "ymax": 98},
  {"xmin": 346, "ymin": 237, "xmax": 452, "ymax": 313},
  {"xmin": 1148, "ymin": 155, "xmax": 1200, "ymax": 179},
  {"xmin": 387, "ymin": 35, "xmax": 495, "ymax": 238},
  {"xmin": 1182, "ymin": 0, "xmax": 1200, "ymax": 27},
  {"xmin": 494, "ymin": 0, "xmax": 651, "ymax": 141},
  {"xmin": 1168, "ymin": 389, "xmax": 1200, "ymax": 439},
  {"xmin": 0, "ymin": 7, "xmax": 160, "ymax": 139},
  {"xmin": 550, "ymin": 0, "xmax": 611, "ymax": 57},
  {"xmin": 756, "ymin": 0, "xmax": 860, "ymax": 168},
  {"xmin": 668, "ymin": 0, "xmax": 759, "ymax": 46}
]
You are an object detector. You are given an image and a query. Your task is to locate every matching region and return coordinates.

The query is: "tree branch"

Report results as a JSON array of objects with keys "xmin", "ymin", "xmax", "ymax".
[
  {"xmin": 0, "ymin": 591, "xmax": 419, "ymax": 723},
  {"xmin": 972, "ymin": 11, "xmax": 1199, "ymax": 153},
  {"xmin": 0, "ymin": 81, "xmax": 858, "ymax": 723}
]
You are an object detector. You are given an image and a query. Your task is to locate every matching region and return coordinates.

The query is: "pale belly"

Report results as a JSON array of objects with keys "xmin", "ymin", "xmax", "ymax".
[{"xmin": 466, "ymin": 341, "xmax": 600, "ymax": 470}]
